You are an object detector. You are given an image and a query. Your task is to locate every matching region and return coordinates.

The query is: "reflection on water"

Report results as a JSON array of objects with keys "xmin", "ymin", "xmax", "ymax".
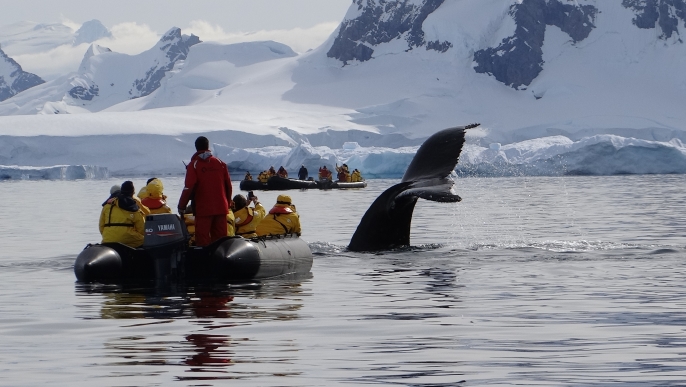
[{"xmin": 72, "ymin": 276, "xmax": 311, "ymax": 383}]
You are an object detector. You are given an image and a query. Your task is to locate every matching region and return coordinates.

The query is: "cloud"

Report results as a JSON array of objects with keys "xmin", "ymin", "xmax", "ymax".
[
  {"xmin": 183, "ymin": 20, "xmax": 340, "ymax": 53},
  {"xmin": 104, "ymin": 22, "xmax": 159, "ymax": 54},
  {"xmin": 12, "ymin": 22, "xmax": 160, "ymax": 80},
  {"xmin": 10, "ymin": 20, "xmax": 339, "ymax": 80}
]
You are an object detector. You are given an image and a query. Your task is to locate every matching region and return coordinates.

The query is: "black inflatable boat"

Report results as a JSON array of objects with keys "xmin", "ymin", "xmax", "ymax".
[
  {"xmin": 74, "ymin": 213, "xmax": 312, "ymax": 283},
  {"xmin": 316, "ymin": 180, "xmax": 367, "ymax": 190},
  {"xmin": 239, "ymin": 180, "xmax": 267, "ymax": 191}
]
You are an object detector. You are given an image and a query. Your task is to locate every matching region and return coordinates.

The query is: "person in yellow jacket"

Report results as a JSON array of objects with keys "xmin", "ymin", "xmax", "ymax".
[
  {"xmin": 227, "ymin": 209, "xmax": 235, "ymax": 237},
  {"xmin": 232, "ymin": 194, "xmax": 266, "ymax": 238},
  {"xmin": 256, "ymin": 194, "xmax": 301, "ymax": 237},
  {"xmin": 138, "ymin": 177, "xmax": 172, "ymax": 214},
  {"xmin": 335, "ymin": 163, "xmax": 351, "ymax": 182},
  {"xmin": 258, "ymin": 171, "xmax": 269, "ymax": 183},
  {"xmin": 184, "ymin": 210, "xmax": 197, "ymax": 246},
  {"xmin": 99, "ymin": 181, "xmax": 146, "ymax": 248},
  {"xmin": 351, "ymin": 169, "xmax": 363, "ymax": 182}
]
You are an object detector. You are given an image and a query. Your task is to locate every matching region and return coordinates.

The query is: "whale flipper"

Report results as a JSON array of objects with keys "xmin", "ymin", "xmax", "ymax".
[{"xmin": 348, "ymin": 124, "xmax": 477, "ymax": 252}]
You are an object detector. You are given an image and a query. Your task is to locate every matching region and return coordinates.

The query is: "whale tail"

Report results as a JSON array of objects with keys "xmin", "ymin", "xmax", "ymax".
[{"xmin": 347, "ymin": 124, "xmax": 478, "ymax": 252}]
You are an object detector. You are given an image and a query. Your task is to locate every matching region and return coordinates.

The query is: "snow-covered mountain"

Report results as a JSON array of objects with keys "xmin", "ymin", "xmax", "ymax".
[
  {"xmin": 0, "ymin": 28, "xmax": 204, "ymax": 114},
  {"xmin": 0, "ymin": 47, "xmax": 44, "ymax": 101},
  {"xmin": 0, "ymin": 20, "xmax": 111, "ymax": 55},
  {"xmin": 1, "ymin": 0, "xmax": 686, "ymax": 178}
]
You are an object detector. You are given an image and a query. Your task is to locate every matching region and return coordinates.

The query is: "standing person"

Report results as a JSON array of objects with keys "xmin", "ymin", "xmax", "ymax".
[
  {"xmin": 178, "ymin": 136, "xmax": 232, "ymax": 247},
  {"xmin": 298, "ymin": 165, "xmax": 308, "ymax": 180}
]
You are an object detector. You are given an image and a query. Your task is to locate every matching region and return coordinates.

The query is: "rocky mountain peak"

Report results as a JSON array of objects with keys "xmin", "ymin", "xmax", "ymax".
[
  {"xmin": 327, "ymin": 0, "xmax": 450, "ymax": 64},
  {"xmin": 622, "ymin": 0, "xmax": 686, "ymax": 40},
  {"xmin": 473, "ymin": 0, "xmax": 598, "ymax": 89},
  {"xmin": 0, "ymin": 47, "xmax": 44, "ymax": 101},
  {"xmin": 73, "ymin": 19, "xmax": 112, "ymax": 46}
]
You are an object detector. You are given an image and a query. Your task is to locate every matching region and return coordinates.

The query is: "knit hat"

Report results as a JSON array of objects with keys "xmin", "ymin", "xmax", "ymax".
[
  {"xmin": 110, "ymin": 184, "xmax": 121, "ymax": 195},
  {"xmin": 276, "ymin": 194, "xmax": 291, "ymax": 205},
  {"xmin": 120, "ymin": 181, "xmax": 135, "ymax": 196}
]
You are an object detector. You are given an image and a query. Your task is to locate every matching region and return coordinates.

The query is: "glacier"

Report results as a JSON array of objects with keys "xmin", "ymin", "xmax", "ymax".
[{"xmin": 220, "ymin": 135, "xmax": 686, "ymax": 178}]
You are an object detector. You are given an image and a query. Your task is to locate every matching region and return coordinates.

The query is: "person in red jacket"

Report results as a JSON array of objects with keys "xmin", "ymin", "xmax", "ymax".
[{"xmin": 178, "ymin": 136, "xmax": 232, "ymax": 246}]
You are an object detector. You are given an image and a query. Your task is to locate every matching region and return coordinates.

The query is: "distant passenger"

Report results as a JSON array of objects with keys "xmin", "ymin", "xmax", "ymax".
[
  {"xmin": 318, "ymin": 166, "xmax": 332, "ymax": 181},
  {"xmin": 277, "ymin": 166, "xmax": 288, "ymax": 178},
  {"xmin": 232, "ymin": 194, "xmax": 266, "ymax": 238},
  {"xmin": 244, "ymin": 171, "xmax": 253, "ymax": 181},
  {"xmin": 99, "ymin": 181, "xmax": 146, "ymax": 248},
  {"xmin": 258, "ymin": 170, "xmax": 269, "ymax": 183},
  {"xmin": 267, "ymin": 166, "xmax": 277, "ymax": 177},
  {"xmin": 335, "ymin": 163, "xmax": 350, "ymax": 182},
  {"xmin": 298, "ymin": 165, "xmax": 308, "ymax": 180},
  {"xmin": 139, "ymin": 178, "xmax": 172, "ymax": 214},
  {"xmin": 256, "ymin": 194, "xmax": 301, "ymax": 237},
  {"xmin": 351, "ymin": 169, "xmax": 364, "ymax": 182}
]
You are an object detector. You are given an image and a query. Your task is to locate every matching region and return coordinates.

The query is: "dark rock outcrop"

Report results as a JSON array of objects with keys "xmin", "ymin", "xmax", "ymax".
[
  {"xmin": 327, "ymin": 0, "xmax": 450, "ymax": 64},
  {"xmin": 131, "ymin": 28, "xmax": 201, "ymax": 98},
  {"xmin": 0, "ymin": 47, "xmax": 44, "ymax": 101},
  {"xmin": 622, "ymin": 0, "xmax": 686, "ymax": 40},
  {"xmin": 473, "ymin": 0, "xmax": 598, "ymax": 89}
]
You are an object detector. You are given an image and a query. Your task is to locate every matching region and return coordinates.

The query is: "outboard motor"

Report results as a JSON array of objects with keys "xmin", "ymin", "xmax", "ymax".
[{"xmin": 144, "ymin": 214, "xmax": 188, "ymax": 284}]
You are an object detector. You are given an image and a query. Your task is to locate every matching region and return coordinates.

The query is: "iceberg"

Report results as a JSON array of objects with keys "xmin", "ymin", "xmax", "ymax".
[
  {"xmin": 0, "ymin": 165, "xmax": 109, "ymax": 180},
  {"xmin": 219, "ymin": 135, "xmax": 686, "ymax": 178}
]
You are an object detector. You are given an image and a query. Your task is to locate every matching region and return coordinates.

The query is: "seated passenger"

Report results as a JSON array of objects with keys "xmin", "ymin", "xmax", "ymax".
[
  {"xmin": 227, "ymin": 209, "xmax": 235, "ymax": 237},
  {"xmin": 183, "ymin": 206, "xmax": 196, "ymax": 246},
  {"xmin": 244, "ymin": 171, "xmax": 253, "ymax": 181},
  {"xmin": 102, "ymin": 184, "xmax": 121, "ymax": 206},
  {"xmin": 318, "ymin": 166, "xmax": 332, "ymax": 181},
  {"xmin": 277, "ymin": 166, "xmax": 288, "ymax": 178},
  {"xmin": 139, "ymin": 178, "xmax": 172, "ymax": 214},
  {"xmin": 351, "ymin": 169, "xmax": 364, "ymax": 182},
  {"xmin": 336, "ymin": 163, "xmax": 351, "ymax": 182},
  {"xmin": 233, "ymin": 194, "xmax": 266, "ymax": 238},
  {"xmin": 256, "ymin": 194, "xmax": 301, "ymax": 237},
  {"xmin": 258, "ymin": 170, "xmax": 269, "ymax": 183},
  {"xmin": 267, "ymin": 166, "xmax": 277, "ymax": 177},
  {"xmin": 99, "ymin": 181, "xmax": 146, "ymax": 248}
]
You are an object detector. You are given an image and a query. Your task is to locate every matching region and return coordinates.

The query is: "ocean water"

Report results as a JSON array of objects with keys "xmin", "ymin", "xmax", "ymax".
[{"xmin": 0, "ymin": 175, "xmax": 685, "ymax": 386}]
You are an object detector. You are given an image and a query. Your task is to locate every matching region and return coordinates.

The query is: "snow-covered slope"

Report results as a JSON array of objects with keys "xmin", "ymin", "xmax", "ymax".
[{"xmin": 1, "ymin": 0, "xmax": 686, "ymax": 177}]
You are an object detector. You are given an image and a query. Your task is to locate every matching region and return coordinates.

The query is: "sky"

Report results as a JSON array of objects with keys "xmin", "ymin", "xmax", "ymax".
[{"xmin": 0, "ymin": 0, "xmax": 352, "ymax": 79}]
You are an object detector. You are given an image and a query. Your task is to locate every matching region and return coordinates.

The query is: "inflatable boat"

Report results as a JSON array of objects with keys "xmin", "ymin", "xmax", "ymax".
[
  {"xmin": 267, "ymin": 176, "xmax": 317, "ymax": 190},
  {"xmin": 316, "ymin": 180, "xmax": 367, "ymax": 190},
  {"xmin": 74, "ymin": 213, "xmax": 312, "ymax": 283},
  {"xmin": 239, "ymin": 179, "xmax": 267, "ymax": 191}
]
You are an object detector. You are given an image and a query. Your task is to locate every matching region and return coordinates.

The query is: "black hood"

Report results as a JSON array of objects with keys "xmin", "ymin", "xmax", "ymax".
[{"xmin": 116, "ymin": 195, "xmax": 140, "ymax": 212}]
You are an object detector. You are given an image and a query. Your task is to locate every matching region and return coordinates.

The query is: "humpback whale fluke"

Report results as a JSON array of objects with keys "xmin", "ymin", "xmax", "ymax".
[{"xmin": 348, "ymin": 124, "xmax": 478, "ymax": 252}]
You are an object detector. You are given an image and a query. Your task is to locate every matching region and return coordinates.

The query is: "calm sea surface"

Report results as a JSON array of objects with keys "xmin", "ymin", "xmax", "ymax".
[{"xmin": 1, "ymin": 175, "xmax": 685, "ymax": 386}]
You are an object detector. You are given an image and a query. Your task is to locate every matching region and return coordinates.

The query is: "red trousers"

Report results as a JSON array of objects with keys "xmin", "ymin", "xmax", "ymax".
[{"xmin": 194, "ymin": 214, "xmax": 227, "ymax": 247}]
